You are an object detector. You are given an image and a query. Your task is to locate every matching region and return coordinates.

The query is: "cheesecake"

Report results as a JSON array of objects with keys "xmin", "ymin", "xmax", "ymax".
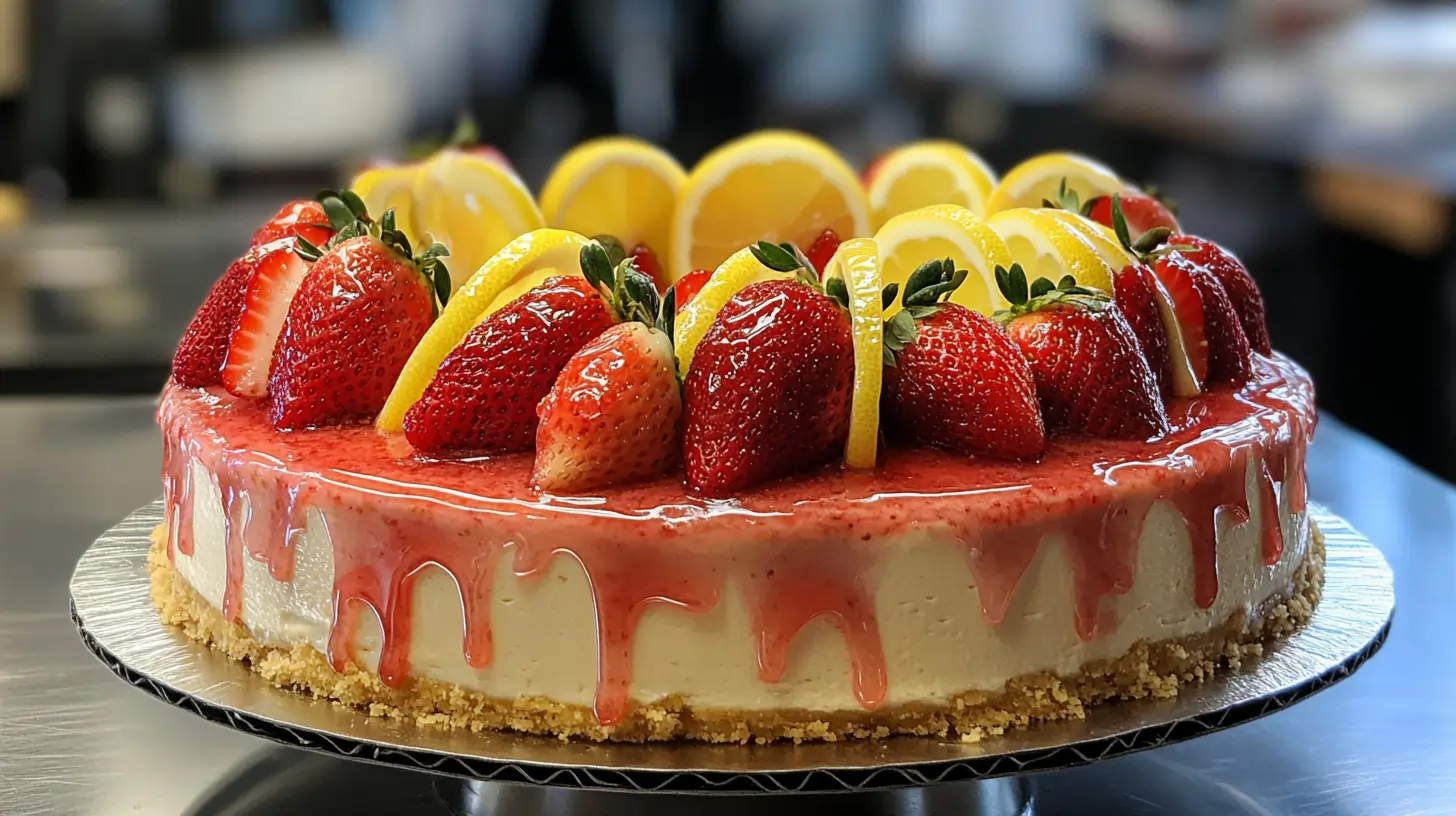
[{"xmin": 149, "ymin": 137, "xmax": 1323, "ymax": 743}]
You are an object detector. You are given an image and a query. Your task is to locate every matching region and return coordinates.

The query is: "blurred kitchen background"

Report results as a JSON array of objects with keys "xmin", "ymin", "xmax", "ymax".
[{"xmin": 0, "ymin": 0, "xmax": 1452, "ymax": 478}]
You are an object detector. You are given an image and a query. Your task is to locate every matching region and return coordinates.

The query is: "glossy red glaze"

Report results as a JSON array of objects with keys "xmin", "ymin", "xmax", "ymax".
[{"xmin": 158, "ymin": 354, "xmax": 1314, "ymax": 726}]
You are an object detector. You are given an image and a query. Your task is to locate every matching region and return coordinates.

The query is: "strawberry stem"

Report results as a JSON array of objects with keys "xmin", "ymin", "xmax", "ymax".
[
  {"xmin": 579, "ymin": 240, "xmax": 661, "ymax": 330},
  {"xmin": 992, "ymin": 264, "xmax": 1110, "ymax": 324}
]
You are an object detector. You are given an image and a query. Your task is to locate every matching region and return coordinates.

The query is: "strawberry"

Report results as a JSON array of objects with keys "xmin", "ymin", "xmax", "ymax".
[
  {"xmin": 268, "ymin": 198, "xmax": 450, "ymax": 429},
  {"xmin": 1111, "ymin": 264, "xmax": 1172, "ymax": 397},
  {"xmin": 172, "ymin": 245, "xmax": 272, "ymax": 387},
  {"xmin": 220, "ymin": 242, "xmax": 311, "ymax": 397},
  {"xmin": 250, "ymin": 200, "xmax": 334, "ymax": 249},
  {"xmin": 804, "ymin": 228, "xmax": 842, "ymax": 279},
  {"xmin": 672, "ymin": 268, "xmax": 714, "ymax": 312},
  {"xmin": 1185, "ymin": 261, "xmax": 1253, "ymax": 386},
  {"xmin": 1084, "ymin": 191, "xmax": 1178, "ymax": 242},
  {"xmin": 1168, "ymin": 235, "xmax": 1271, "ymax": 355},
  {"xmin": 995, "ymin": 265, "xmax": 1169, "ymax": 440},
  {"xmin": 403, "ymin": 241, "xmax": 657, "ymax": 454},
  {"xmin": 630, "ymin": 243, "xmax": 669, "ymax": 293},
  {"xmin": 533, "ymin": 322, "xmax": 681, "ymax": 492},
  {"xmin": 1150, "ymin": 253, "xmax": 1210, "ymax": 389},
  {"xmin": 683, "ymin": 245, "xmax": 854, "ymax": 496},
  {"xmin": 881, "ymin": 259, "xmax": 1045, "ymax": 460}
]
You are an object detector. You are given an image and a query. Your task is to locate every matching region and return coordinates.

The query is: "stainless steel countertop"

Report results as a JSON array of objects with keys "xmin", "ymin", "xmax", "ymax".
[{"xmin": 1, "ymin": 399, "xmax": 1452, "ymax": 815}]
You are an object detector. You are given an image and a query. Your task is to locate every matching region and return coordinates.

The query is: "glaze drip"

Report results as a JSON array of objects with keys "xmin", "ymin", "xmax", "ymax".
[{"xmin": 157, "ymin": 353, "xmax": 1315, "ymax": 724}]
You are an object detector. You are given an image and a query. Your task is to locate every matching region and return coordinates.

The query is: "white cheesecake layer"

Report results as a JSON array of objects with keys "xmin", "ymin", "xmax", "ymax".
[{"xmin": 172, "ymin": 454, "xmax": 1308, "ymax": 714}]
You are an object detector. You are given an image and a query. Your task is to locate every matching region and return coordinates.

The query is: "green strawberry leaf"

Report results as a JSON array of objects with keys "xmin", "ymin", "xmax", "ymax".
[
  {"xmin": 591, "ymin": 234, "xmax": 628, "ymax": 268},
  {"xmin": 881, "ymin": 282, "xmax": 900, "ymax": 310},
  {"xmin": 1029, "ymin": 277, "xmax": 1054, "ymax": 299},
  {"xmin": 825, "ymin": 275, "xmax": 850, "ymax": 309},
  {"xmin": 580, "ymin": 242, "xmax": 616, "ymax": 294},
  {"xmin": 750, "ymin": 241, "xmax": 803, "ymax": 273}
]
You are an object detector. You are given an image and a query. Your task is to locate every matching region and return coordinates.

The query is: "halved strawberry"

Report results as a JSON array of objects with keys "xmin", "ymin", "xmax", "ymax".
[
  {"xmin": 250, "ymin": 200, "xmax": 334, "ymax": 249},
  {"xmin": 268, "ymin": 200, "xmax": 450, "ymax": 429},
  {"xmin": 804, "ymin": 228, "xmax": 842, "ymax": 279},
  {"xmin": 220, "ymin": 244, "xmax": 310, "ymax": 397},
  {"xmin": 683, "ymin": 277, "xmax": 854, "ymax": 497},
  {"xmin": 172, "ymin": 248, "xmax": 267, "ymax": 387},
  {"xmin": 1169, "ymin": 235, "xmax": 1271, "ymax": 355},
  {"xmin": 533, "ymin": 322, "xmax": 681, "ymax": 492},
  {"xmin": 1112, "ymin": 264, "xmax": 1172, "ymax": 397},
  {"xmin": 404, "ymin": 242, "xmax": 658, "ymax": 454},
  {"xmin": 882, "ymin": 260, "xmax": 1045, "ymax": 460},
  {"xmin": 1150, "ymin": 252, "xmax": 1210, "ymax": 390},
  {"xmin": 1186, "ymin": 263, "xmax": 1253, "ymax": 386},
  {"xmin": 996, "ymin": 265, "xmax": 1169, "ymax": 439}
]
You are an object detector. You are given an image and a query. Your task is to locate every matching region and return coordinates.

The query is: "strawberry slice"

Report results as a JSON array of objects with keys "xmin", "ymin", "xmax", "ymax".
[
  {"xmin": 250, "ymin": 200, "xmax": 334, "ymax": 249},
  {"xmin": 172, "ymin": 248, "xmax": 266, "ymax": 387},
  {"xmin": 1112, "ymin": 264, "xmax": 1172, "ymax": 397},
  {"xmin": 804, "ymin": 228, "xmax": 842, "ymax": 279},
  {"xmin": 1186, "ymin": 263, "xmax": 1253, "ymax": 386},
  {"xmin": 1170, "ymin": 235, "xmax": 1271, "ymax": 355},
  {"xmin": 995, "ymin": 265, "xmax": 1169, "ymax": 439},
  {"xmin": 533, "ymin": 322, "xmax": 682, "ymax": 492},
  {"xmin": 683, "ymin": 278, "xmax": 854, "ymax": 496},
  {"xmin": 882, "ymin": 261, "xmax": 1045, "ymax": 460},
  {"xmin": 220, "ymin": 244, "xmax": 310, "ymax": 398},
  {"xmin": 1150, "ymin": 253, "xmax": 1210, "ymax": 389}
]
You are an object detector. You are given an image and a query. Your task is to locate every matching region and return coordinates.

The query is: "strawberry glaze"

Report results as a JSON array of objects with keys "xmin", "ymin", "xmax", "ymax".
[{"xmin": 158, "ymin": 354, "xmax": 1315, "ymax": 726}]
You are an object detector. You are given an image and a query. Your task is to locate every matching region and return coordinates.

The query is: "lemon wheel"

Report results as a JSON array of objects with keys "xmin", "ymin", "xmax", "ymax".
[
  {"xmin": 872, "ymin": 205, "xmax": 1013, "ymax": 318},
  {"xmin": 866, "ymin": 141, "xmax": 996, "ymax": 229},
  {"xmin": 986, "ymin": 153, "xmax": 1123, "ymax": 215},
  {"xmin": 538, "ymin": 137, "xmax": 685, "ymax": 273},
  {"xmin": 824, "ymin": 238, "xmax": 884, "ymax": 469},
  {"xmin": 985, "ymin": 208, "xmax": 1116, "ymax": 294},
  {"xmin": 670, "ymin": 131, "xmax": 869, "ymax": 283}
]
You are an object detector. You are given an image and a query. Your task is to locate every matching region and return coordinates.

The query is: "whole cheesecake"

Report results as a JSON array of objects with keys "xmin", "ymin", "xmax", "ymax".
[{"xmin": 149, "ymin": 139, "xmax": 1323, "ymax": 743}]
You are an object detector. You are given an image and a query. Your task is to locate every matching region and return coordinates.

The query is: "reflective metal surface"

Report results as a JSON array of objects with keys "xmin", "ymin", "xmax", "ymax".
[
  {"xmin": 70, "ymin": 501, "xmax": 1391, "ymax": 792},
  {"xmin": 2, "ymin": 399, "xmax": 1453, "ymax": 814}
]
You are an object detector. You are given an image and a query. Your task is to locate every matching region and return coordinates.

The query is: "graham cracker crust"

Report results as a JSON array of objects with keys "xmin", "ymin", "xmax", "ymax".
[{"xmin": 146, "ymin": 524, "xmax": 1325, "ymax": 744}]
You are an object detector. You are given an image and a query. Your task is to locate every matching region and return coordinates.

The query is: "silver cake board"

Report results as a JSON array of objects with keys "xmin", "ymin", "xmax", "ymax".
[{"xmin": 70, "ymin": 501, "xmax": 1392, "ymax": 813}]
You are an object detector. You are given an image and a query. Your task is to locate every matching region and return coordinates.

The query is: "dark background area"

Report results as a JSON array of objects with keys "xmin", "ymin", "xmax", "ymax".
[{"xmin": 1, "ymin": 0, "xmax": 1453, "ymax": 479}]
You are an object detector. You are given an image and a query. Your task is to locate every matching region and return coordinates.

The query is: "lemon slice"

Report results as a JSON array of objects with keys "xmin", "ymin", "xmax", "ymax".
[
  {"xmin": 986, "ymin": 153, "xmax": 1124, "ymax": 215},
  {"xmin": 539, "ymin": 137, "xmax": 685, "ymax": 270},
  {"xmin": 873, "ymin": 205, "xmax": 1013, "ymax": 317},
  {"xmin": 1037, "ymin": 209, "xmax": 1137, "ymax": 271},
  {"xmin": 673, "ymin": 245, "xmax": 791, "ymax": 373},
  {"xmin": 352, "ymin": 164, "xmax": 425, "ymax": 246},
  {"xmin": 866, "ymin": 141, "xmax": 997, "ymax": 229},
  {"xmin": 823, "ymin": 238, "xmax": 883, "ymax": 469},
  {"xmin": 986, "ymin": 208, "xmax": 1116, "ymax": 293},
  {"xmin": 670, "ymin": 130, "xmax": 870, "ymax": 282},
  {"xmin": 377, "ymin": 229, "xmax": 591, "ymax": 432},
  {"xmin": 414, "ymin": 149, "xmax": 545, "ymax": 293}
]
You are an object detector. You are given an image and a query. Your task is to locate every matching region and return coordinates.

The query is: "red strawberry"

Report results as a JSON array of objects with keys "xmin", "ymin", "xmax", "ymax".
[
  {"xmin": 804, "ymin": 228, "xmax": 842, "ymax": 278},
  {"xmin": 881, "ymin": 260, "xmax": 1045, "ymax": 460},
  {"xmin": 996, "ymin": 265, "xmax": 1169, "ymax": 439},
  {"xmin": 220, "ymin": 244, "xmax": 310, "ymax": 397},
  {"xmin": 1150, "ymin": 253, "xmax": 1210, "ymax": 389},
  {"xmin": 683, "ymin": 278, "xmax": 854, "ymax": 497},
  {"xmin": 250, "ymin": 200, "xmax": 334, "ymax": 249},
  {"xmin": 268, "ymin": 206, "xmax": 450, "ymax": 429},
  {"xmin": 1085, "ymin": 191, "xmax": 1179, "ymax": 242},
  {"xmin": 1169, "ymin": 235, "xmax": 1271, "ymax": 355},
  {"xmin": 672, "ymin": 268, "xmax": 714, "ymax": 312},
  {"xmin": 1112, "ymin": 264, "xmax": 1172, "ymax": 397},
  {"xmin": 172, "ymin": 245, "xmax": 274, "ymax": 387},
  {"xmin": 404, "ymin": 276, "xmax": 617, "ymax": 453},
  {"xmin": 404, "ymin": 241, "xmax": 658, "ymax": 454},
  {"xmin": 533, "ymin": 322, "xmax": 682, "ymax": 492},
  {"xmin": 630, "ymin": 243, "xmax": 669, "ymax": 293},
  {"xmin": 1185, "ymin": 262, "xmax": 1253, "ymax": 386}
]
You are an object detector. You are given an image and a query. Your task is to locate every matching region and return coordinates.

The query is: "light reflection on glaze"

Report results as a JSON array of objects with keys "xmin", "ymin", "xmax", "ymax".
[{"xmin": 157, "ymin": 353, "xmax": 1314, "ymax": 726}]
